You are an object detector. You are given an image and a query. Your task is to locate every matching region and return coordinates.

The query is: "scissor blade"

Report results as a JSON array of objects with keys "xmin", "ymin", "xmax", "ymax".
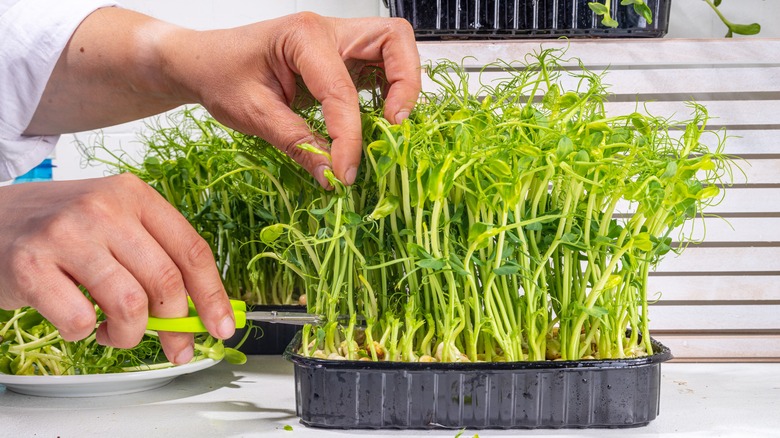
[{"xmin": 244, "ymin": 311, "xmax": 322, "ymax": 325}]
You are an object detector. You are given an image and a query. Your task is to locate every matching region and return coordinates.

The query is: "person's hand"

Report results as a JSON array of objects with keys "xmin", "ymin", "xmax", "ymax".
[
  {"xmin": 162, "ymin": 13, "xmax": 422, "ymax": 188},
  {"xmin": 27, "ymin": 10, "xmax": 422, "ymax": 188},
  {"xmin": 0, "ymin": 174, "xmax": 236, "ymax": 364}
]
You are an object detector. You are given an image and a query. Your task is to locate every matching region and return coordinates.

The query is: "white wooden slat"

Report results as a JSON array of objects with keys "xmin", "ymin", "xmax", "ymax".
[
  {"xmin": 654, "ymin": 247, "xmax": 780, "ymax": 273},
  {"xmin": 606, "ymin": 130, "xmax": 779, "ymax": 158},
  {"xmin": 700, "ymin": 187, "xmax": 780, "ymax": 214},
  {"xmin": 672, "ymin": 217, "xmax": 780, "ymax": 243},
  {"xmin": 452, "ymin": 67, "xmax": 780, "ymax": 96},
  {"xmin": 605, "ymin": 100, "xmax": 780, "ymax": 127},
  {"xmin": 648, "ymin": 305, "xmax": 780, "ymax": 331},
  {"xmin": 720, "ymin": 130, "xmax": 780, "ymax": 156},
  {"xmin": 707, "ymin": 159, "xmax": 780, "ymax": 185},
  {"xmin": 651, "ymin": 334, "xmax": 780, "ymax": 360},
  {"xmin": 418, "ymin": 39, "xmax": 780, "ymax": 69},
  {"xmin": 648, "ymin": 276, "xmax": 780, "ymax": 302},
  {"xmin": 614, "ymin": 187, "xmax": 780, "ymax": 214},
  {"xmin": 739, "ymin": 158, "xmax": 780, "ymax": 184}
]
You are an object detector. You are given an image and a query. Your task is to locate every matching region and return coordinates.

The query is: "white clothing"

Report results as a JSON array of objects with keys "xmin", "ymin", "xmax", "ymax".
[{"xmin": 0, "ymin": 0, "xmax": 117, "ymax": 181}]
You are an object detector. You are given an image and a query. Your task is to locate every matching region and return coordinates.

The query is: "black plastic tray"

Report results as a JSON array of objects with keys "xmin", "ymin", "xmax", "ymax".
[
  {"xmin": 225, "ymin": 304, "xmax": 306, "ymax": 355},
  {"xmin": 386, "ymin": 0, "xmax": 671, "ymax": 39},
  {"xmin": 285, "ymin": 332, "xmax": 672, "ymax": 429}
]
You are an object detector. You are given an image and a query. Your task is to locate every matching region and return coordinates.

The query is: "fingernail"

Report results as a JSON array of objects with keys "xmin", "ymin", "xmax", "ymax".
[
  {"xmin": 345, "ymin": 166, "xmax": 357, "ymax": 186},
  {"xmin": 395, "ymin": 110, "xmax": 410, "ymax": 123},
  {"xmin": 314, "ymin": 165, "xmax": 333, "ymax": 189},
  {"xmin": 217, "ymin": 315, "xmax": 236, "ymax": 339},
  {"xmin": 174, "ymin": 344, "xmax": 194, "ymax": 365}
]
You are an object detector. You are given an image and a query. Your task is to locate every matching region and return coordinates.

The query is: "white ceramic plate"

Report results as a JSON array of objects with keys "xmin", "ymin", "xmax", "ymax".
[{"xmin": 0, "ymin": 358, "xmax": 220, "ymax": 397}]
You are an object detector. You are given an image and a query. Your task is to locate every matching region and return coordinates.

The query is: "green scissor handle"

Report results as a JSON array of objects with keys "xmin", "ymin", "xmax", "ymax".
[{"xmin": 146, "ymin": 298, "xmax": 248, "ymax": 333}]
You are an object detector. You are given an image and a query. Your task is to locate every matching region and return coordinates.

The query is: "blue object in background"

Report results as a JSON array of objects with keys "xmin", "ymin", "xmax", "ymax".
[{"xmin": 13, "ymin": 158, "xmax": 54, "ymax": 183}]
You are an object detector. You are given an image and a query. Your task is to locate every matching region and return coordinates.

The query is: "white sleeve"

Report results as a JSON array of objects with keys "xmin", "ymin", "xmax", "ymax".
[{"xmin": 0, "ymin": 0, "xmax": 119, "ymax": 181}]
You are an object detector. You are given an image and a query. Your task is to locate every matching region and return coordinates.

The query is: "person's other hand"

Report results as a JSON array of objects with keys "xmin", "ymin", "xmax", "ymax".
[
  {"xmin": 162, "ymin": 13, "xmax": 421, "ymax": 188},
  {"xmin": 0, "ymin": 174, "xmax": 236, "ymax": 364}
]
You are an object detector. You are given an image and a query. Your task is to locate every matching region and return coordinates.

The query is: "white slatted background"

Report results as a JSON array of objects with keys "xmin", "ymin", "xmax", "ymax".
[{"xmin": 419, "ymin": 39, "xmax": 780, "ymax": 362}]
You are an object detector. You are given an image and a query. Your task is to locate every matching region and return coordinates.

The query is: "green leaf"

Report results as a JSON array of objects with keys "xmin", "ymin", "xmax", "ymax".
[
  {"xmin": 542, "ymin": 83, "xmax": 560, "ymax": 110},
  {"xmin": 601, "ymin": 16, "xmax": 619, "ymax": 28},
  {"xmin": 583, "ymin": 305, "xmax": 609, "ymax": 318},
  {"xmin": 729, "ymin": 22, "xmax": 761, "ymax": 36},
  {"xmin": 556, "ymin": 136, "xmax": 574, "ymax": 161},
  {"xmin": 588, "ymin": 2, "xmax": 609, "ymax": 15},
  {"xmin": 448, "ymin": 255, "xmax": 470, "ymax": 277},
  {"xmin": 559, "ymin": 92, "xmax": 580, "ymax": 109},
  {"xmin": 310, "ymin": 197, "xmax": 337, "ymax": 216},
  {"xmin": 586, "ymin": 120, "xmax": 611, "ymax": 132},
  {"xmin": 630, "ymin": 113, "xmax": 650, "ymax": 136},
  {"xmin": 633, "ymin": 232, "xmax": 653, "ymax": 252},
  {"xmin": 587, "ymin": 131, "xmax": 604, "ymax": 149},
  {"xmin": 426, "ymin": 155, "xmax": 455, "ymax": 201},
  {"xmin": 233, "ymin": 151, "xmax": 263, "ymax": 168},
  {"xmin": 661, "ymin": 162, "xmax": 677, "ymax": 179},
  {"xmin": 376, "ymin": 155, "xmax": 395, "ymax": 179},
  {"xmin": 144, "ymin": 157, "xmax": 163, "ymax": 179},
  {"xmin": 468, "ymin": 222, "xmax": 492, "ymax": 243},
  {"xmin": 344, "ymin": 212, "xmax": 363, "ymax": 225},
  {"xmin": 604, "ymin": 274, "xmax": 623, "ymax": 290},
  {"xmin": 493, "ymin": 263, "xmax": 520, "ymax": 276},
  {"xmin": 696, "ymin": 185, "xmax": 720, "ymax": 200},
  {"xmin": 573, "ymin": 149, "xmax": 590, "ymax": 175},
  {"xmin": 524, "ymin": 221, "xmax": 543, "ymax": 231},
  {"xmin": 259, "ymin": 224, "xmax": 285, "ymax": 244},
  {"xmin": 407, "ymin": 243, "xmax": 434, "ymax": 260},
  {"xmin": 653, "ymin": 236, "xmax": 672, "ymax": 256},
  {"xmin": 368, "ymin": 195, "xmax": 400, "ymax": 220},
  {"xmin": 366, "ymin": 139, "xmax": 390, "ymax": 154},
  {"xmin": 224, "ymin": 348, "xmax": 247, "ymax": 365},
  {"xmin": 254, "ymin": 205, "xmax": 276, "ymax": 222},
  {"xmin": 0, "ymin": 355, "xmax": 12, "ymax": 374},
  {"xmin": 634, "ymin": 3, "xmax": 653, "ymax": 24},
  {"xmin": 417, "ymin": 258, "xmax": 446, "ymax": 270},
  {"xmin": 490, "ymin": 159, "xmax": 513, "ymax": 178},
  {"xmin": 283, "ymin": 425, "xmax": 294, "ymax": 431}
]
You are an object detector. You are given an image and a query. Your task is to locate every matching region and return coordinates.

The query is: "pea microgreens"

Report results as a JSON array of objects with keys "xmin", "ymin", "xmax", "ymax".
[
  {"xmin": 89, "ymin": 48, "xmax": 733, "ymax": 364},
  {"xmin": 0, "ymin": 305, "xmax": 245, "ymax": 376},
  {"xmin": 274, "ymin": 48, "xmax": 732, "ymax": 362}
]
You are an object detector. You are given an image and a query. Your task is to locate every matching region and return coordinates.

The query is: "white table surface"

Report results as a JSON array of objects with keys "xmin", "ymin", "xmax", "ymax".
[{"xmin": 2, "ymin": 356, "xmax": 779, "ymax": 438}]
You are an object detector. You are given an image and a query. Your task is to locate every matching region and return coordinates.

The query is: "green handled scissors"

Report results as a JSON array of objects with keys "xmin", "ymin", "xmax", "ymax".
[{"xmin": 146, "ymin": 299, "xmax": 321, "ymax": 333}]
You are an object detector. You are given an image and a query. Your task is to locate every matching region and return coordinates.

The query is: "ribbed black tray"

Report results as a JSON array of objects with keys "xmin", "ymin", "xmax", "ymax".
[
  {"xmin": 225, "ymin": 304, "xmax": 306, "ymax": 355},
  {"xmin": 285, "ymin": 332, "xmax": 672, "ymax": 429},
  {"xmin": 387, "ymin": 0, "xmax": 671, "ymax": 39}
]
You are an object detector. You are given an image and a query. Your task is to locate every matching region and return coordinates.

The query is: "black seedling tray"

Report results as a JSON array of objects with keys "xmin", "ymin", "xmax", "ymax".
[
  {"xmin": 285, "ymin": 332, "xmax": 672, "ymax": 429},
  {"xmin": 386, "ymin": 0, "xmax": 671, "ymax": 39},
  {"xmin": 225, "ymin": 304, "xmax": 306, "ymax": 355}
]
